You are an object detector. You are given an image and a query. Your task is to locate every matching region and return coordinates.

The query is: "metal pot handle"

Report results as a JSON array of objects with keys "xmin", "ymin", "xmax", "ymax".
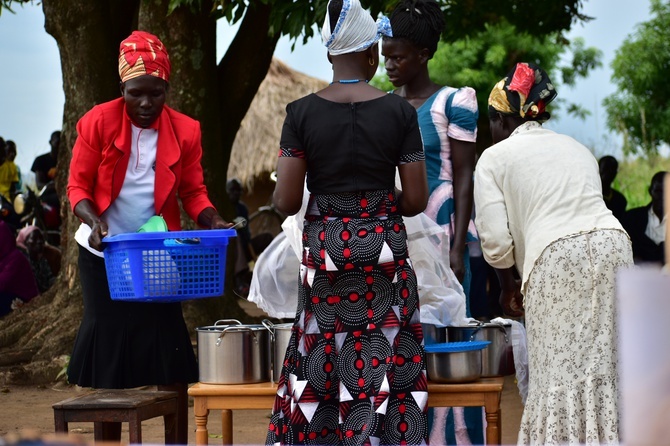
[
  {"xmin": 216, "ymin": 325, "xmax": 258, "ymax": 346},
  {"xmin": 262, "ymin": 319, "xmax": 275, "ymax": 341},
  {"xmin": 468, "ymin": 326, "xmax": 482, "ymax": 341},
  {"xmin": 467, "ymin": 322, "xmax": 509, "ymax": 343},
  {"xmin": 489, "ymin": 322, "xmax": 510, "ymax": 343},
  {"xmin": 214, "ymin": 319, "xmax": 242, "ymax": 326}
]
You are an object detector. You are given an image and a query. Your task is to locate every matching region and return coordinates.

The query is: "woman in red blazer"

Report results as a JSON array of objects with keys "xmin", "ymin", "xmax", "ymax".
[{"xmin": 66, "ymin": 30, "xmax": 230, "ymax": 443}]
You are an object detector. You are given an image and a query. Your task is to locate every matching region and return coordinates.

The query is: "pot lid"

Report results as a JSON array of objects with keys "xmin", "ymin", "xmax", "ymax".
[
  {"xmin": 196, "ymin": 324, "xmax": 267, "ymax": 332},
  {"xmin": 425, "ymin": 341, "xmax": 491, "ymax": 353},
  {"xmin": 448, "ymin": 321, "xmax": 511, "ymax": 328}
]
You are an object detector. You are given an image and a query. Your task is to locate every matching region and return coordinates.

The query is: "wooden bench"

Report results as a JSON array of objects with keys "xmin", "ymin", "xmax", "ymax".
[
  {"xmin": 53, "ymin": 389, "xmax": 178, "ymax": 444},
  {"xmin": 188, "ymin": 376, "xmax": 504, "ymax": 445}
]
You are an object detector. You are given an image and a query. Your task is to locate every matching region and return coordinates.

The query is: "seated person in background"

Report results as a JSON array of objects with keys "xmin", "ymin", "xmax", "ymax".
[
  {"xmin": 5, "ymin": 140, "xmax": 23, "ymax": 194},
  {"xmin": 0, "ymin": 137, "xmax": 19, "ymax": 202},
  {"xmin": 226, "ymin": 178, "xmax": 253, "ymax": 296},
  {"xmin": 31, "ymin": 130, "xmax": 60, "ymax": 190},
  {"xmin": 0, "ymin": 221, "xmax": 39, "ymax": 317},
  {"xmin": 31, "ymin": 131, "xmax": 61, "ymax": 212},
  {"xmin": 599, "ymin": 155, "xmax": 627, "ymax": 221},
  {"xmin": 622, "ymin": 171, "xmax": 667, "ymax": 265},
  {"xmin": 16, "ymin": 225, "xmax": 58, "ymax": 293}
]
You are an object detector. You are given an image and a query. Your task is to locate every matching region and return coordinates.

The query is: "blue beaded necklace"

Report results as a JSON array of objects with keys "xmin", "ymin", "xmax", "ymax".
[{"xmin": 330, "ymin": 79, "xmax": 369, "ymax": 84}]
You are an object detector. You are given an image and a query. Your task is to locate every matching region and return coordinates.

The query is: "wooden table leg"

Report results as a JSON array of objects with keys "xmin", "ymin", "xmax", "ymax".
[
  {"xmin": 194, "ymin": 397, "xmax": 210, "ymax": 445},
  {"xmin": 164, "ymin": 410, "xmax": 178, "ymax": 444},
  {"xmin": 95, "ymin": 421, "xmax": 122, "ymax": 442},
  {"xmin": 53, "ymin": 410, "xmax": 67, "ymax": 434},
  {"xmin": 128, "ymin": 416, "xmax": 142, "ymax": 444},
  {"xmin": 221, "ymin": 409, "xmax": 233, "ymax": 446},
  {"xmin": 484, "ymin": 392, "xmax": 502, "ymax": 445}
]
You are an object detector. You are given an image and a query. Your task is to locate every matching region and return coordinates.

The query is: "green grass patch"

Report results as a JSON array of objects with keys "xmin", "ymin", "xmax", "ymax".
[{"xmin": 616, "ymin": 157, "xmax": 670, "ymax": 209}]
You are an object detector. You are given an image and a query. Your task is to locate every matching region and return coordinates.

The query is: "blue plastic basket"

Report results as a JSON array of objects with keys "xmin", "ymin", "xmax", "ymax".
[{"xmin": 103, "ymin": 229, "xmax": 236, "ymax": 302}]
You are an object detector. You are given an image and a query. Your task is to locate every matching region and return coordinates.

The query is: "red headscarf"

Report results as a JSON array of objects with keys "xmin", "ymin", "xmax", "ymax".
[{"xmin": 118, "ymin": 30, "xmax": 171, "ymax": 83}]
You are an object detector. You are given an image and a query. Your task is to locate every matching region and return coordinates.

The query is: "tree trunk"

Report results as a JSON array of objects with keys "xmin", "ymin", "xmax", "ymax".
[
  {"xmin": 0, "ymin": 0, "xmax": 140, "ymax": 384},
  {"xmin": 139, "ymin": 1, "xmax": 280, "ymax": 328},
  {"xmin": 0, "ymin": 0, "xmax": 280, "ymax": 384}
]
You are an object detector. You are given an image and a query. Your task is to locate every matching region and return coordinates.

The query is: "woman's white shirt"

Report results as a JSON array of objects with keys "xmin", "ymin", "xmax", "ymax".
[
  {"xmin": 75, "ymin": 124, "xmax": 157, "ymax": 257},
  {"xmin": 474, "ymin": 121, "xmax": 624, "ymax": 291}
]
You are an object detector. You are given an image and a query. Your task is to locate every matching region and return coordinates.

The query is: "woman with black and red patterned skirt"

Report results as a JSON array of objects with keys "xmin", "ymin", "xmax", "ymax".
[{"xmin": 265, "ymin": 1, "xmax": 429, "ymax": 445}]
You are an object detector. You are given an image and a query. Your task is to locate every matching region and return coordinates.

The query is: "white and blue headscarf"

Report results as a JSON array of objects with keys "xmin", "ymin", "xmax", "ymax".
[{"xmin": 321, "ymin": 0, "xmax": 392, "ymax": 55}]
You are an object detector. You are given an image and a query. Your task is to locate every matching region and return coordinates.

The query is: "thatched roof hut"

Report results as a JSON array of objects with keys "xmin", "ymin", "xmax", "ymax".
[{"xmin": 227, "ymin": 58, "xmax": 328, "ymax": 194}]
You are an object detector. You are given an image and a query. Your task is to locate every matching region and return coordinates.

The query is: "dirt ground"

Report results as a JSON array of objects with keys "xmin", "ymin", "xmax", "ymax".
[{"xmin": 0, "ymin": 375, "xmax": 523, "ymax": 445}]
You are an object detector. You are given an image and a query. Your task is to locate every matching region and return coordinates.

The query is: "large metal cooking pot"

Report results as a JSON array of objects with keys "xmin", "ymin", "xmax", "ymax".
[
  {"xmin": 447, "ymin": 321, "xmax": 515, "ymax": 377},
  {"xmin": 421, "ymin": 323, "xmax": 447, "ymax": 345},
  {"xmin": 262, "ymin": 320, "xmax": 293, "ymax": 382},
  {"xmin": 196, "ymin": 319, "xmax": 271, "ymax": 384}
]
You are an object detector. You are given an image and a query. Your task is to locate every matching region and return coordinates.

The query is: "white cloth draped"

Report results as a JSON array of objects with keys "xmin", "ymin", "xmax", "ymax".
[{"xmin": 321, "ymin": 0, "xmax": 391, "ymax": 55}]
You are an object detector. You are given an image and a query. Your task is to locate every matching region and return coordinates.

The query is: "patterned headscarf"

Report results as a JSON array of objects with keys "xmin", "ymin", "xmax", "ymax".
[
  {"xmin": 322, "ymin": 0, "xmax": 392, "ymax": 56},
  {"xmin": 488, "ymin": 62, "xmax": 557, "ymax": 122},
  {"xmin": 16, "ymin": 225, "xmax": 40, "ymax": 250},
  {"xmin": 118, "ymin": 31, "xmax": 171, "ymax": 83}
]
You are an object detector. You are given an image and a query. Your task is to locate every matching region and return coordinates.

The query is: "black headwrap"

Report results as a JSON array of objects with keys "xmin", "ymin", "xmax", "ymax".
[{"xmin": 488, "ymin": 62, "xmax": 557, "ymax": 122}]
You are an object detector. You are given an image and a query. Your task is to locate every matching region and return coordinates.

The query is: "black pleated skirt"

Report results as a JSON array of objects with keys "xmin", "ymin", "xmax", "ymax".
[{"xmin": 67, "ymin": 245, "xmax": 199, "ymax": 388}]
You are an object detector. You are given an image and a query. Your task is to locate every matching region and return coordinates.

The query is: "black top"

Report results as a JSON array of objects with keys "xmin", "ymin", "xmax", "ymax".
[
  {"xmin": 31, "ymin": 152, "xmax": 56, "ymax": 175},
  {"xmin": 280, "ymin": 93, "xmax": 424, "ymax": 195},
  {"xmin": 603, "ymin": 188, "xmax": 627, "ymax": 222},
  {"xmin": 621, "ymin": 204, "xmax": 664, "ymax": 264}
]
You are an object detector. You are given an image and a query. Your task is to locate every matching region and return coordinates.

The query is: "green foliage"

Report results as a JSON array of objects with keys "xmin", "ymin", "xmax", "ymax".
[
  {"xmin": 209, "ymin": 0, "xmax": 331, "ymax": 44},
  {"xmin": 438, "ymin": 0, "xmax": 592, "ymax": 42},
  {"xmin": 0, "ymin": 0, "xmax": 32, "ymax": 16},
  {"xmin": 560, "ymin": 37, "xmax": 602, "ymax": 85},
  {"xmin": 604, "ymin": 0, "xmax": 670, "ymax": 156},
  {"xmin": 617, "ymin": 156, "xmax": 670, "ymax": 208},
  {"xmin": 428, "ymin": 21, "xmax": 563, "ymax": 120},
  {"xmin": 200, "ymin": 0, "xmax": 591, "ymax": 46}
]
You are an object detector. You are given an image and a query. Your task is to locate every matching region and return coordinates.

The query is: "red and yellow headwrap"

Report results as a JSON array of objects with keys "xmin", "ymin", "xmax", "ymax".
[
  {"xmin": 488, "ymin": 62, "xmax": 557, "ymax": 122},
  {"xmin": 118, "ymin": 31, "xmax": 171, "ymax": 83}
]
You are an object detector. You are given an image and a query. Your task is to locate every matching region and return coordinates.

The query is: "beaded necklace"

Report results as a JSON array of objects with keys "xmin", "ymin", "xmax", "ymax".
[{"xmin": 330, "ymin": 79, "xmax": 369, "ymax": 84}]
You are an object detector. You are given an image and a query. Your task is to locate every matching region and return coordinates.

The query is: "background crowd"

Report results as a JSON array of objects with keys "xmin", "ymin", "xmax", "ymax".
[{"xmin": 0, "ymin": 131, "xmax": 62, "ymax": 317}]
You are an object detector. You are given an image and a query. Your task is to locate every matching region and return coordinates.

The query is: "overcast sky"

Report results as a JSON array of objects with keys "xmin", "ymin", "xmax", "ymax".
[{"xmin": 0, "ymin": 0, "xmax": 653, "ymax": 174}]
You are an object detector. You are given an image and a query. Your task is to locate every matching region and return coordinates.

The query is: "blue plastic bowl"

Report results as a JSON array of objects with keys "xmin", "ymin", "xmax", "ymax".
[{"xmin": 424, "ymin": 341, "xmax": 491, "ymax": 353}]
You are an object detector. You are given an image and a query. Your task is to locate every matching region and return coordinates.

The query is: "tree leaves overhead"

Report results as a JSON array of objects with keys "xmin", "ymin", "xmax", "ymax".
[
  {"xmin": 440, "ymin": 0, "xmax": 590, "ymax": 41},
  {"xmin": 604, "ymin": 0, "xmax": 670, "ymax": 156},
  {"xmin": 205, "ymin": 0, "xmax": 590, "ymax": 45},
  {"xmin": 2, "ymin": 0, "xmax": 590, "ymax": 39},
  {"xmin": 0, "ymin": 0, "xmax": 31, "ymax": 16}
]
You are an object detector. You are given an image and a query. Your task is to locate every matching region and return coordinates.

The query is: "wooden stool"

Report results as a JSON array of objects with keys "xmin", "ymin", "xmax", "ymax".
[{"xmin": 53, "ymin": 389, "xmax": 178, "ymax": 444}]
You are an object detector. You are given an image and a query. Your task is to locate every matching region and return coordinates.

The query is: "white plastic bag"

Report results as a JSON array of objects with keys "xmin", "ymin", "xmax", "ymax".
[
  {"xmin": 247, "ymin": 232, "xmax": 300, "ymax": 318},
  {"xmin": 492, "ymin": 317, "xmax": 529, "ymax": 404}
]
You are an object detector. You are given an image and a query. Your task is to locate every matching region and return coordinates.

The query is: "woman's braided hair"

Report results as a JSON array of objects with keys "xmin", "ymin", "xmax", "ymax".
[
  {"xmin": 329, "ymin": 0, "xmax": 343, "ymax": 31},
  {"xmin": 389, "ymin": 0, "xmax": 445, "ymax": 56}
]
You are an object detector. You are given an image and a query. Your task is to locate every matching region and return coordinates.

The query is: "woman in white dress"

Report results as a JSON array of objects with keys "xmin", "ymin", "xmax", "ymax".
[{"xmin": 474, "ymin": 62, "xmax": 633, "ymax": 445}]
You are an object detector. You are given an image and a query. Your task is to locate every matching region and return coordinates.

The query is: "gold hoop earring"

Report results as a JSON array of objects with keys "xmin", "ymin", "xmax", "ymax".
[{"xmin": 369, "ymin": 57, "xmax": 375, "ymax": 66}]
